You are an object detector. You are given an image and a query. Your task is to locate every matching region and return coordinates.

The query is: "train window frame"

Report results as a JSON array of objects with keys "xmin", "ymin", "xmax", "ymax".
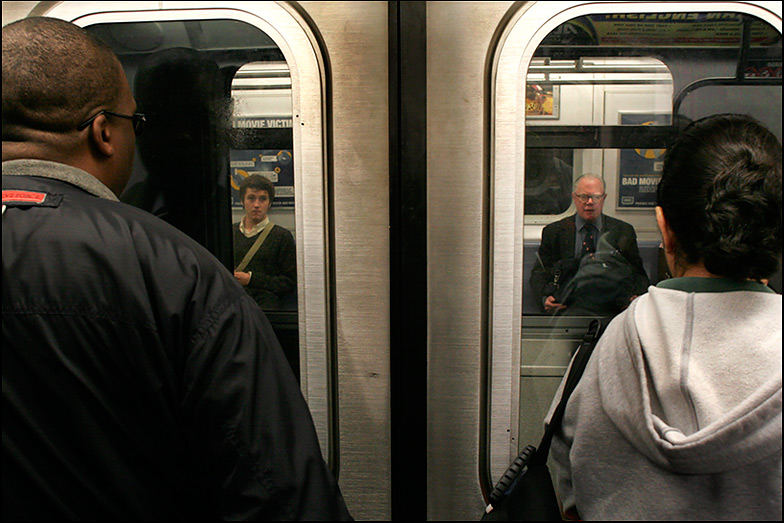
[
  {"xmin": 41, "ymin": 2, "xmax": 337, "ymax": 469},
  {"xmin": 484, "ymin": 0, "xmax": 781, "ymax": 497}
]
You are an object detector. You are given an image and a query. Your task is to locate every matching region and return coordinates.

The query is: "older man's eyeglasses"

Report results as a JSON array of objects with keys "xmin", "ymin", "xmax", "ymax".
[
  {"xmin": 77, "ymin": 110, "xmax": 147, "ymax": 137},
  {"xmin": 574, "ymin": 193, "xmax": 606, "ymax": 203}
]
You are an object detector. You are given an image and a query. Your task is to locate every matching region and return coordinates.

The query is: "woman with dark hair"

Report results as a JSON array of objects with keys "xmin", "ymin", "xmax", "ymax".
[{"xmin": 547, "ymin": 114, "xmax": 782, "ymax": 520}]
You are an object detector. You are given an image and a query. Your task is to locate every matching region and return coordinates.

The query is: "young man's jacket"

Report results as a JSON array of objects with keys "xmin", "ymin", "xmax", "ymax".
[
  {"xmin": 233, "ymin": 221, "xmax": 296, "ymax": 310},
  {"xmin": 547, "ymin": 277, "xmax": 782, "ymax": 520},
  {"xmin": 2, "ymin": 160, "xmax": 351, "ymax": 521}
]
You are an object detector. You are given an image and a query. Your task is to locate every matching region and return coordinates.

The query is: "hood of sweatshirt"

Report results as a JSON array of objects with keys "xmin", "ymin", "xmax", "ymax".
[{"xmin": 597, "ymin": 278, "xmax": 781, "ymax": 475}]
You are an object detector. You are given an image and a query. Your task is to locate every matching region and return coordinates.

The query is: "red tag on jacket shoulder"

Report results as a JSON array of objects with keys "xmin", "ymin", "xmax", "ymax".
[
  {"xmin": 2, "ymin": 190, "xmax": 62, "ymax": 207},
  {"xmin": 3, "ymin": 190, "xmax": 47, "ymax": 204}
]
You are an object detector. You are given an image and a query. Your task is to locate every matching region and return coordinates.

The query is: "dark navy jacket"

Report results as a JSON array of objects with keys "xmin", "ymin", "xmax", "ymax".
[{"xmin": 2, "ymin": 160, "xmax": 350, "ymax": 520}]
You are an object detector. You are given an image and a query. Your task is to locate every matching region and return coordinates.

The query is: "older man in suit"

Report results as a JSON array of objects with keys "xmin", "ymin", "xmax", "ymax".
[{"xmin": 530, "ymin": 174, "xmax": 649, "ymax": 316}]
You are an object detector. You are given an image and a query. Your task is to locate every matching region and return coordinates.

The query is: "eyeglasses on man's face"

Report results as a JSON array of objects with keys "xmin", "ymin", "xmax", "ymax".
[
  {"xmin": 77, "ymin": 110, "xmax": 147, "ymax": 137},
  {"xmin": 574, "ymin": 193, "xmax": 606, "ymax": 204}
]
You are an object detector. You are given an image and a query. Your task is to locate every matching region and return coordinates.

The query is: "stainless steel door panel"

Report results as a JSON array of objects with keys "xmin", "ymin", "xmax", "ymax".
[
  {"xmin": 298, "ymin": 2, "xmax": 391, "ymax": 519},
  {"xmin": 426, "ymin": 2, "xmax": 513, "ymax": 520}
]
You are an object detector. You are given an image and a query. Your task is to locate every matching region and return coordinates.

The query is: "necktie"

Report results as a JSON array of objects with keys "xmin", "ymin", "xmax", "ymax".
[{"xmin": 582, "ymin": 224, "xmax": 596, "ymax": 257}]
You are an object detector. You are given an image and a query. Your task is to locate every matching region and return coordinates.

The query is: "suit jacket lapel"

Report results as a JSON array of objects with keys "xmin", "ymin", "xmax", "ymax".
[
  {"xmin": 561, "ymin": 215, "xmax": 577, "ymax": 259},
  {"xmin": 601, "ymin": 215, "xmax": 619, "ymax": 246}
]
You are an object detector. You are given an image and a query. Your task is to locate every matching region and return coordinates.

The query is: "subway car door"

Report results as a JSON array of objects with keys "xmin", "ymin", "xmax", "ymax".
[
  {"xmin": 4, "ymin": 1, "xmax": 781, "ymax": 521},
  {"xmin": 5, "ymin": 1, "xmax": 392, "ymax": 520},
  {"xmin": 426, "ymin": 1, "xmax": 781, "ymax": 521}
]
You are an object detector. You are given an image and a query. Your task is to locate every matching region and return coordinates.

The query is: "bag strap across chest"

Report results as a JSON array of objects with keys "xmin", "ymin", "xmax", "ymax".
[{"xmin": 235, "ymin": 222, "xmax": 275, "ymax": 272}]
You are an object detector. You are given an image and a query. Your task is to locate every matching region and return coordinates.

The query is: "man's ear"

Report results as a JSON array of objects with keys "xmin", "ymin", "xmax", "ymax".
[{"xmin": 87, "ymin": 114, "xmax": 114, "ymax": 158}]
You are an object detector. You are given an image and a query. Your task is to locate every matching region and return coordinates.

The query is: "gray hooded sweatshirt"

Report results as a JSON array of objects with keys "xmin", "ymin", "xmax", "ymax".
[{"xmin": 548, "ymin": 278, "xmax": 782, "ymax": 520}]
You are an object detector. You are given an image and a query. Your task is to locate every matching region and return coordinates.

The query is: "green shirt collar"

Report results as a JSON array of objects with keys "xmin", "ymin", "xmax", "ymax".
[{"xmin": 657, "ymin": 277, "xmax": 775, "ymax": 294}]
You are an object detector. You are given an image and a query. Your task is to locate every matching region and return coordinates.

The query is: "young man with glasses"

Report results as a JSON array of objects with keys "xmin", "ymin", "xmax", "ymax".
[
  {"xmin": 530, "ymin": 173, "xmax": 650, "ymax": 316},
  {"xmin": 2, "ymin": 17, "xmax": 349, "ymax": 521}
]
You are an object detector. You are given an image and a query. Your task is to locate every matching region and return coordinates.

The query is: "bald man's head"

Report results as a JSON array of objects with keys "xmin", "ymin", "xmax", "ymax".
[{"xmin": 2, "ymin": 17, "xmax": 123, "ymax": 141}]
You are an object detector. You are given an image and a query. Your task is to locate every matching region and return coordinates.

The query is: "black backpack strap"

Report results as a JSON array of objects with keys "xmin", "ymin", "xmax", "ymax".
[
  {"xmin": 485, "ymin": 318, "xmax": 608, "ymax": 513},
  {"xmin": 536, "ymin": 317, "xmax": 607, "ymax": 458}
]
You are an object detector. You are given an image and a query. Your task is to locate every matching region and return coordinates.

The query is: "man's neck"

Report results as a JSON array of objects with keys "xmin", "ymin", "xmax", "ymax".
[
  {"xmin": 576, "ymin": 213, "xmax": 602, "ymax": 227},
  {"xmin": 240, "ymin": 215, "xmax": 269, "ymax": 237},
  {"xmin": 243, "ymin": 214, "xmax": 261, "ymax": 231},
  {"xmin": 3, "ymin": 142, "xmax": 122, "ymax": 197},
  {"xmin": 1, "ymin": 158, "xmax": 119, "ymax": 201}
]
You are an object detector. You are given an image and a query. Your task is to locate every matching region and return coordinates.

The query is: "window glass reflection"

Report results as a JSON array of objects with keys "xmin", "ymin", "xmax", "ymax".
[
  {"xmin": 528, "ymin": 173, "xmax": 650, "ymax": 317},
  {"xmin": 86, "ymin": 21, "xmax": 300, "ymax": 377},
  {"xmin": 524, "ymin": 51, "xmax": 673, "ymax": 318},
  {"xmin": 87, "ymin": 19, "xmax": 283, "ymax": 253},
  {"xmin": 517, "ymin": 6, "xmax": 781, "ymax": 468},
  {"xmin": 524, "ymin": 149, "xmax": 573, "ymax": 215},
  {"xmin": 126, "ymin": 46, "xmax": 232, "ymax": 246},
  {"xmin": 229, "ymin": 61, "xmax": 297, "ymax": 313}
]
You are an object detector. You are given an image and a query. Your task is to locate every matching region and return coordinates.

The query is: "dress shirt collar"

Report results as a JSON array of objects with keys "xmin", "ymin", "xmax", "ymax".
[
  {"xmin": 575, "ymin": 213, "xmax": 603, "ymax": 233},
  {"xmin": 239, "ymin": 215, "xmax": 269, "ymax": 238}
]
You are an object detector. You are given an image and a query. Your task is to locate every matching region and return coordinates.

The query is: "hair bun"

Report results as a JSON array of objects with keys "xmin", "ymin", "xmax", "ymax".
[{"xmin": 659, "ymin": 114, "xmax": 781, "ymax": 280}]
